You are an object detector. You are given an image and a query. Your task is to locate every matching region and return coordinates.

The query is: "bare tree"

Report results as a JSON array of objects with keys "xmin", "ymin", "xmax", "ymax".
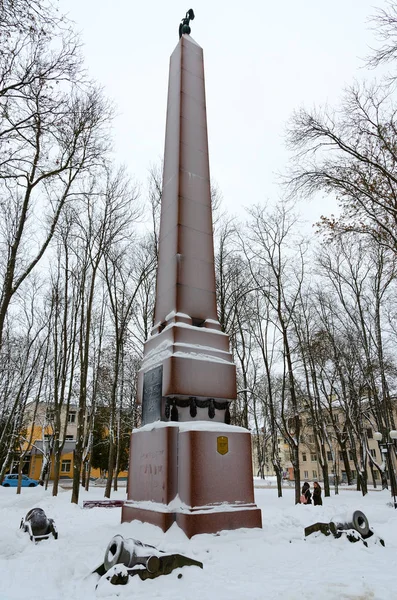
[
  {"xmin": 0, "ymin": 0, "xmax": 113, "ymax": 350},
  {"xmin": 241, "ymin": 201, "xmax": 307, "ymax": 503},
  {"xmin": 0, "ymin": 280, "xmax": 48, "ymax": 483},
  {"xmin": 0, "ymin": 0, "xmax": 60, "ymax": 35},
  {"xmin": 47, "ymin": 213, "xmax": 82, "ymax": 496},
  {"xmin": 287, "ymin": 84, "xmax": 397, "ymax": 254},
  {"xmin": 367, "ymin": 1, "xmax": 397, "ymax": 72},
  {"xmin": 70, "ymin": 168, "xmax": 141, "ymax": 504},
  {"xmin": 102, "ymin": 232, "xmax": 155, "ymax": 498}
]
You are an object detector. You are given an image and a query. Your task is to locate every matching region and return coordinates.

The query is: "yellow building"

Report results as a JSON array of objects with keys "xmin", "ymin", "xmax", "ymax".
[{"xmin": 22, "ymin": 402, "xmax": 128, "ymax": 482}]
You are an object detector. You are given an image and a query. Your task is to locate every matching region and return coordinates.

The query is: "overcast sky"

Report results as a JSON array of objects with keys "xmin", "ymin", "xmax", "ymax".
[{"xmin": 59, "ymin": 0, "xmax": 389, "ymax": 226}]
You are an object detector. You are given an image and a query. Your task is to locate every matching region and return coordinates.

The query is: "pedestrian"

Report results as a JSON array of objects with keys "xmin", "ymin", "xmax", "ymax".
[
  {"xmin": 300, "ymin": 481, "xmax": 312, "ymax": 504},
  {"xmin": 313, "ymin": 481, "xmax": 323, "ymax": 506}
]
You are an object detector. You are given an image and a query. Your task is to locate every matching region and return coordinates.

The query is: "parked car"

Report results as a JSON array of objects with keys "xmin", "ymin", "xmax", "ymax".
[{"xmin": 1, "ymin": 474, "xmax": 39, "ymax": 487}]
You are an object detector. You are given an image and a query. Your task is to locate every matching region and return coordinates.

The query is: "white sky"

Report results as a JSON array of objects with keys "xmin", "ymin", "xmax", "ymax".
[{"xmin": 59, "ymin": 0, "xmax": 389, "ymax": 225}]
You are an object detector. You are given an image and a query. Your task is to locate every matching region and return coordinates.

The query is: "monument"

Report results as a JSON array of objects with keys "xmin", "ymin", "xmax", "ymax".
[{"xmin": 121, "ymin": 10, "xmax": 262, "ymax": 537}]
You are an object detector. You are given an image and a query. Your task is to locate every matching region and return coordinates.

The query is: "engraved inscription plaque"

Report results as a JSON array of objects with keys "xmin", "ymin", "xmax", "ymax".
[{"xmin": 142, "ymin": 365, "xmax": 163, "ymax": 425}]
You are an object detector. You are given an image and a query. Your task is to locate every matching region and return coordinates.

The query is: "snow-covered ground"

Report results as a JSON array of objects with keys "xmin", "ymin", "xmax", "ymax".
[{"xmin": 0, "ymin": 481, "xmax": 395, "ymax": 600}]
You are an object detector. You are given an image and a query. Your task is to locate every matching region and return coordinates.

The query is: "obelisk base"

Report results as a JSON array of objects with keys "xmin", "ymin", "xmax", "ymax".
[
  {"xmin": 122, "ymin": 504, "xmax": 262, "ymax": 539},
  {"xmin": 121, "ymin": 422, "xmax": 262, "ymax": 538}
]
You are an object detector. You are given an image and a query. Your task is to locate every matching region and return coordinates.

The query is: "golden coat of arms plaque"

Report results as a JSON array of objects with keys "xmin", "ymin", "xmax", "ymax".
[{"xmin": 217, "ymin": 436, "xmax": 229, "ymax": 455}]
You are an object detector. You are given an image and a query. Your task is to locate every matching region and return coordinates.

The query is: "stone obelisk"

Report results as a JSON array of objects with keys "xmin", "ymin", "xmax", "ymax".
[{"xmin": 122, "ymin": 16, "xmax": 262, "ymax": 537}]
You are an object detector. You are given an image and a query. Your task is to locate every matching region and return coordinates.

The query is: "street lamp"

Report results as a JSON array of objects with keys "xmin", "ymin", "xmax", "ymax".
[{"xmin": 374, "ymin": 430, "xmax": 397, "ymax": 508}]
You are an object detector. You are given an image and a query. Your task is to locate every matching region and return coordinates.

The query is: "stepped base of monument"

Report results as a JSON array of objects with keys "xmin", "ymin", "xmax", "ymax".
[
  {"xmin": 121, "ymin": 421, "xmax": 262, "ymax": 537},
  {"xmin": 121, "ymin": 503, "xmax": 262, "ymax": 538}
]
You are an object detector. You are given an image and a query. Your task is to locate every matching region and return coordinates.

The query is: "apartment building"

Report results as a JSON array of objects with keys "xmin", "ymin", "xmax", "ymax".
[
  {"xmin": 252, "ymin": 401, "xmax": 397, "ymax": 485},
  {"xmin": 20, "ymin": 402, "xmax": 79, "ymax": 480},
  {"xmin": 20, "ymin": 402, "xmax": 128, "ymax": 481}
]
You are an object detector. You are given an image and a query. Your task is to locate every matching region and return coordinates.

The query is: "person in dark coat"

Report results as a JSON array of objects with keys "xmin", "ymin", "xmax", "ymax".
[
  {"xmin": 301, "ymin": 481, "xmax": 312, "ymax": 504},
  {"xmin": 313, "ymin": 481, "xmax": 323, "ymax": 506}
]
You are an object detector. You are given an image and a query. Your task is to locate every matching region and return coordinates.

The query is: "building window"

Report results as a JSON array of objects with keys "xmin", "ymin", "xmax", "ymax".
[
  {"xmin": 304, "ymin": 471, "xmax": 309, "ymax": 479},
  {"xmin": 68, "ymin": 412, "xmax": 76, "ymax": 423},
  {"xmin": 61, "ymin": 460, "xmax": 71, "ymax": 473},
  {"xmin": 312, "ymin": 470, "xmax": 317, "ymax": 479},
  {"xmin": 302, "ymin": 453, "xmax": 307, "ymax": 462},
  {"xmin": 65, "ymin": 435, "xmax": 74, "ymax": 441},
  {"xmin": 351, "ymin": 470, "xmax": 356, "ymax": 479},
  {"xmin": 370, "ymin": 448, "xmax": 377, "ymax": 458},
  {"xmin": 327, "ymin": 451, "xmax": 333, "ymax": 461},
  {"xmin": 367, "ymin": 429, "xmax": 373, "ymax": 439},
  {"xmin": 349, "ymin": 451, "xmax": 354, "ymax": 461},
  {"xmin": 311, "ymin": 454, "xmax": 317, "ymax": 462}
]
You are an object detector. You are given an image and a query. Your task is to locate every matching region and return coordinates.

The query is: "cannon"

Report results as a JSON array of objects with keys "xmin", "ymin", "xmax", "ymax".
[
  {"xmin": 93, "ymin": 535, "xmax": 203, "ymax": 587},
  {"xmin": 104, "ymin": 535, "xmax": 161, "ymax": 574},
  {"xmin": 304, "ymin": 510, "xmax": 385, "ymax": 547},
  {"xmin": 20, "ymin": 508, "xmax": 58, "ymax": 542}
]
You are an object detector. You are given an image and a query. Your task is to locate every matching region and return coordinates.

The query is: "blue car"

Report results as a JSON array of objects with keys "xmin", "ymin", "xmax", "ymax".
[{"xmin": 2, "ymin": 474, "xmax": 39, "ymax": 487}]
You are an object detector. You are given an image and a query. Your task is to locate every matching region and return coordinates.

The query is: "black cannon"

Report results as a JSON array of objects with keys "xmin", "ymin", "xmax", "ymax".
[
  {"xmin": 304, "ymin": 510, "xmax": 385, "ymax": 547},
  {"xmin": 20, "ymin": 508, "xmax": 58, "ymax": 542},
  {"xmin": 93, "ymin": 535, "xmax": 203, "ymax": 586}
]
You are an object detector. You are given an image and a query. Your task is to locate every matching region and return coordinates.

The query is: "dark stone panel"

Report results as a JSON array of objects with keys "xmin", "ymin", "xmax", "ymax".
[{"xmin": 142, "ymin": 366, "xmax": 163, "ymax": 425}]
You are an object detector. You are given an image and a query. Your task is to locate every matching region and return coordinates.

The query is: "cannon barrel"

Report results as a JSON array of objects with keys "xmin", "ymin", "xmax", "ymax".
[
  {"xmin": 104, "ymin": 535, "xmax": 160, "ymax": 573},
  {"xmin": 20, "ymin": 507, "xmax": 58, "ymax": 541},
  {"xmin": 333, "ymin": 510, "xmax": 370, "ymax": 538}
]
